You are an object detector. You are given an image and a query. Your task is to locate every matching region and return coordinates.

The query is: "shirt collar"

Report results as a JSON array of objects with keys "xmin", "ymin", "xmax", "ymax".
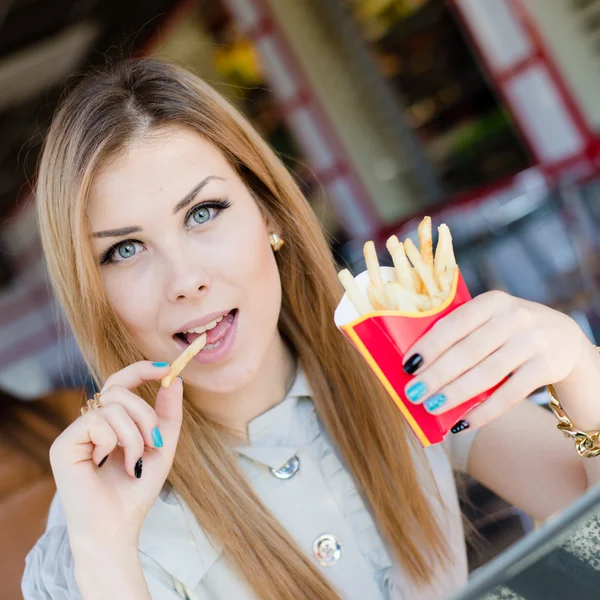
[{"xmin": 236, "ymin": 367, "xmax": 313, "ymax": 470}]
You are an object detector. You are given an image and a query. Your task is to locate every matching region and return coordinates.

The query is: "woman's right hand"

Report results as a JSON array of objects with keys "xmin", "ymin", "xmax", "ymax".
[{"xmin": 49, "ymin": 361, "xmax": 182, "ymax": 554}]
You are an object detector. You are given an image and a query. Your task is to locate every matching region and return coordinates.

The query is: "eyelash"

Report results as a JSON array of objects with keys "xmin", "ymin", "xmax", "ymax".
[{"xmin": 99, "ymin": 199, "xmax": 232, "ymax": 265}]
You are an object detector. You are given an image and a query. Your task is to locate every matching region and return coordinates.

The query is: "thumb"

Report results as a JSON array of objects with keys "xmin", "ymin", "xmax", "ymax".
[{"xmin": 154, "ymin": 376, "xmax": 184, "ymax": 449}]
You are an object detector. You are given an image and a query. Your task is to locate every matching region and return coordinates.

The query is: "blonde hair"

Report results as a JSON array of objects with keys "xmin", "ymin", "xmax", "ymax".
[{"xmin": 37, "ymin": 58, "xmax": 448, "ymax": 598}]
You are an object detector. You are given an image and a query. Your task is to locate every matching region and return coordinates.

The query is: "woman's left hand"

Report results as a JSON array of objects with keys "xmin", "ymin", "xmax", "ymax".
[{"xmin": 402, "ymin": 290, "xmax": 590, "ymax": 428}]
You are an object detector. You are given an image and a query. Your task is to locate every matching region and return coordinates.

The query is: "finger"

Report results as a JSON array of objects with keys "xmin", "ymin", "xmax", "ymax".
[
  {"xmin": 51, "ymin": 413, "xmax": 118, "ymax": 471},
  {"xmin": 421, "ymin": 335, "xmax": 535, "ymax": 414},
  {"xmin": 101, "ymin": 361, "xmax": 171, "ymax": 393},
  {"xmin": 154, "ymin": 376, "xmax": 184, "ymax": 452},
  {"xmin": 458, "ymin": 359, "xmax": 543, "ymax": 428},
  {"xmin": 94, "ymin": 404, "xmax": 145, "ymax": 477},
  {"xmin": 404, "ymin": 313, "xmax": 520, "ymax": 405},
  {"xmin": 99, "ymin": 385, "xmax": 161, "ymax": 449},
  {"xmin": 402, "ymin": 290, "xmax": 512, "ymax": 372}
]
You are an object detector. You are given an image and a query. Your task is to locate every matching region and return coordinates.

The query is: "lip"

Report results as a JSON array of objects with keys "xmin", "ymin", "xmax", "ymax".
[
  {"xmin": 173, "ymin": 309, "xmax": 239, "ymax": 365},
  {"xmin": 173, "ymin": 309, "xmax": 234, "ymax": 336}
]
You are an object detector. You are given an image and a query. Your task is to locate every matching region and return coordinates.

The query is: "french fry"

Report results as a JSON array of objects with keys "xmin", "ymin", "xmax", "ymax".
[
  {"xmin": 385, "ymin": 234, "xmax": 400, "ymax": 253},
  {"xmin": 434, "ymin": 224, "xmax": 457, "ymax": 296},
  {"xmin": 338, "ymin": 269, "xmax": 373, "ymax": 315},
  {"xmin": 339, "ymin": 219, "xmax": 457, "ymax": 319},
  {"xmin": 404, "ymin": 238, "xmax": 442, "ymax": 301},
  {"xmin": 364, "ymin": 241, "xmax": 384, "ymax": 290},
  {"xmin": 161, "ymin": 333, "xmax": 208, "ymax": 387},
  {"xmin": 386, "ymin": 237, "xmax": 419, "ymax": 293},
  {"xmin": 418, "ymin": 216, "xmax": 434, "ymax": 271},
  {"xmin": 368, "ymin": 284, "xmax": 388, "ymax": 310},
  {"xmin": 442, "ymin": 268, "xmax": 456, "ymax": 296},
  {"xmin": 400, "ymin": 285, "xmax": 432, "ymax": 311},
  {"xmin": 383, "ymin": 281, "xmax": 420, "ymax": 313}
]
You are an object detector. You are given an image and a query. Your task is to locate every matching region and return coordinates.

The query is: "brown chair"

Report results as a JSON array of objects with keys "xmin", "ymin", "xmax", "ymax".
[{"xmin": 0, "ymin": 388, "xmax": 82, "ymax": 600}]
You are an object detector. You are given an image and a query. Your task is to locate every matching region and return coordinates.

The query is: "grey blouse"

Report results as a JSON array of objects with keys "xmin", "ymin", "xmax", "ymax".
[{"xmin": 22, "ymin": 369, "xmax": 478, "ymax": 599}]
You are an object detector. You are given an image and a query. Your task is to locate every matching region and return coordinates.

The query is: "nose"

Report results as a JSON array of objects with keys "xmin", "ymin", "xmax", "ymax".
[{"xmin": 164, "ymin": 246, "xmax": 211, "ymax": 304}]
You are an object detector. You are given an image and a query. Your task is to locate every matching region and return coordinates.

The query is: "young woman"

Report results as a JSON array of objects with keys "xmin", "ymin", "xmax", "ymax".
[{"xmin": 22, "ymin": 58, "xmax": 600, "ymax": 600}]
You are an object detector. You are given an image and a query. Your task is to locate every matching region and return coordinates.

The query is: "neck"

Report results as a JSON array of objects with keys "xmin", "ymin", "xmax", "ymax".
[{"xmin": 185, "ymin": 334, "xmax": 297, "ymax": 439}]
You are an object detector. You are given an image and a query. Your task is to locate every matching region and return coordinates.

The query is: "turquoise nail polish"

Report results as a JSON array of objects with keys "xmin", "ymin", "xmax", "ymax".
[
  {"xmin": 152, "ymin": 427, "xmax": 163, "ymax": 448},
  {"xmin": 424, "ymin": 394, "xmax": 447, "ymax": 412},
  {"xmin": 152, "ymin": 362, "xmax": 169, "ymax": 367},
  {"xmin": 406, "ymin": 381, "xmax": 427, "ymax": 403}
]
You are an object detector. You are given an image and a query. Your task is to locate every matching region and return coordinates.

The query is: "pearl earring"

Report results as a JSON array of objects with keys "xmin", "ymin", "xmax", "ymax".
[{"xmin": 269, "ymin": 232, "xmax": 284, "ymax": 252}]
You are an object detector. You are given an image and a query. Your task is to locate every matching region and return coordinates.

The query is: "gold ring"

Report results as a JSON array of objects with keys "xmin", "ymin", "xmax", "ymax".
[{"xmin": 81, "ymin": 392, "xmax": 103, "ymax": 416}]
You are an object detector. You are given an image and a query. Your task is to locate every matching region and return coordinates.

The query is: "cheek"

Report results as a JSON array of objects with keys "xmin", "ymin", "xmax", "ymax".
[
  {"xmin": 223, "ymin": 222, "xmax": 282, "ymax": 324},
  {"xmin": 101, "ymin": 271, "xmax": 159, "ymax": 346},
  {"xmin": 248, "ymin": 244, "xmax": 282, "ymax": 314}
]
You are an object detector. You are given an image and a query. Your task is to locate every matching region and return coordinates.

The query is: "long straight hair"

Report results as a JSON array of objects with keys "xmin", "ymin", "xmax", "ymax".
[{"xmin": 37, "ymin": 58, "xmax": 449, "ymax": 598}]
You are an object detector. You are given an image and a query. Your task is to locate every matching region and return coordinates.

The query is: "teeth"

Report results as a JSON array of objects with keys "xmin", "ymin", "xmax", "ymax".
[
  {"xmin": 204, "ymin": 339, "xmax": 223, "ymax": 351},
  {"xmin": 183, "ymin": 315, "xmax": 225, "ymax": 335}
]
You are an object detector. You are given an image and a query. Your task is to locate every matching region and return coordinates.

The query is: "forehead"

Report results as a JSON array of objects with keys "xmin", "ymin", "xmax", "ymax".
[{"xmin": 87, "ymin": 126, "xmax": 233, "ymax": 224}]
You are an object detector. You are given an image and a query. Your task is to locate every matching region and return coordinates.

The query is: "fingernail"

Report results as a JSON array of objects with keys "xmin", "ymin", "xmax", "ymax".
[
  {"xmin": 451, "ymin": 420, "xmax": 470, "ymax": 434},
  {"xmin": 153, "ymin": 362, "xmax": 169, "ymax": 367},
  {"xmin": 424, "ymin": 394, "xmax": 447, "ymax": 412},
  {"xmin": 406, "ymin": 381, "xmax": 427, "ymax": 402},
  {"xmin": 176, "ymin": 375, "xmax": 184, "ymax": 383},
  {"xmin": 134, "ymin": 457, "xmax": 143, "ymax": 479},
  {"xmin": 98, "ymin": 455, "xmax": 108, "ymax": 468},
  {"xmin": 403, "ymin": 353, "xmax": 423, "ymax": 375},
  {"xmin": 152, "ymin": 427, "xmax": 163, "ymax": 448}
]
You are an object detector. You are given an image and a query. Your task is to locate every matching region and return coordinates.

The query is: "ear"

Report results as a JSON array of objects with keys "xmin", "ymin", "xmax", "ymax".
[{"xmin": 263, "ymin": 213, "xmax": 281, "ymax": 237}]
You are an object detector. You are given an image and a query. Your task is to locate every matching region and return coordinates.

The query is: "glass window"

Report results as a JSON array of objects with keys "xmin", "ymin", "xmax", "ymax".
[{"xmin": 345, "ymin": 0, "xmax": 532, "ymax": 196}]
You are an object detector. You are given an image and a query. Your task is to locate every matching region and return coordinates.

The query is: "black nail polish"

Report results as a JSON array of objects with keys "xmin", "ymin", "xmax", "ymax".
[
  {"xmin": 451, "ymin": 420, "xmax": 470, "ymax": 434},
  {"xmin": 98, "ymin": 455, "xmax": 109, "ymax": 468},
  {"xmin": 134, "ymin": 457, "xmax": 143, "ymax": 479},
  {"xmin": 403, "ymin": 353, "xmax": 424, "ymax": 375}
]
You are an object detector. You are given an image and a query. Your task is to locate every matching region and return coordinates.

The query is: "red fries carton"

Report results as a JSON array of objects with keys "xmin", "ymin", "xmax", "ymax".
[{"xmin": 335, "ymin": 266, "xmax": 503, "ymax": 446}]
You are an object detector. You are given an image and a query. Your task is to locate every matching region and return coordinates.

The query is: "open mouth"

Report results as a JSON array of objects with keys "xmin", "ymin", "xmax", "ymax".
[{"xmin": 174, "ymin": 309, "xmax": 238, "ymax": 352}]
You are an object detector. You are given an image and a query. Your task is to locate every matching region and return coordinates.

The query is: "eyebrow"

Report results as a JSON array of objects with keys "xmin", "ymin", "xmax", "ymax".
[{"xmin": 92, "ymin": 175, "xmax": 225, "ymax": 238}]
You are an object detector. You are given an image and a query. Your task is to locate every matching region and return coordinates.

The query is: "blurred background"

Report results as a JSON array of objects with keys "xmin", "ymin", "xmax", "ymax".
[{"xmin": 1, "ymin": 0, "xmax": 600, "ymax": 598}]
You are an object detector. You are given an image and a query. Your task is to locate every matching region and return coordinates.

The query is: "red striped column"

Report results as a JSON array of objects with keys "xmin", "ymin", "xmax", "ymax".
[
  {"xmin": 222, "ymin": 0, "xmax": 379, "ymax": 239},
  {"xmin": 452, "ymin": 0, "xmax": 598, "ymax": 179}
]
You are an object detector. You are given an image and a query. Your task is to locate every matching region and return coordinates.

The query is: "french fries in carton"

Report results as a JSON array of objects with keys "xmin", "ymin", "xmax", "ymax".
[{"xmin": 335, "ymin": 218, "xmax": 504, "ymax": 446}]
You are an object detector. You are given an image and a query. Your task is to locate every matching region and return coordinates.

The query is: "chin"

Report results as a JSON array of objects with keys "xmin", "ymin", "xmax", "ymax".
[{"xmin": 185, "ymin": 355, "xmax": 262, "ymax": 395}]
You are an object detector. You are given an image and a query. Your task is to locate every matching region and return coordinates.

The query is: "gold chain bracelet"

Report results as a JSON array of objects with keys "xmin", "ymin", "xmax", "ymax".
[{"xmin": 547, "ymin": 345, "xmax": 600, "ymax": 458}]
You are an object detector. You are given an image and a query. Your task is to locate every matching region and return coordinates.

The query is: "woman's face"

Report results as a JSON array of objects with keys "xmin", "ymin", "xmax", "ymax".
[{"xmin": 88, "ymin": 126, "xmax": 283, "ymax": 394}]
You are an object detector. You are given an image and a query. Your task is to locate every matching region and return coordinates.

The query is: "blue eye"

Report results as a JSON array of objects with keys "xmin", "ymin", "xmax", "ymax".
[
  {"xmin": 118, "ymin": 242, "xmax": 137, "ymax": 259},
  {"xmin": 99, "ymin": 240, "xmax": 143, "ymax": 265},
  {"xmin": 185, "ymin": 199, "xmax": 232, "ymax": 229},
  {"xmin": 191, "ymin": 206, "xmax": 210, "ymax": 224}
]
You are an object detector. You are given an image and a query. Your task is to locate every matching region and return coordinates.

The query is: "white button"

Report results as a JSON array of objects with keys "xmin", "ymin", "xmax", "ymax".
[
  {"xmin": 313, "ymin": 534, "xmax": 342, "ymax": 566},
  {"xmin": 270, "ymin": 455, "xmax": 300, "ymax": 480}
]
